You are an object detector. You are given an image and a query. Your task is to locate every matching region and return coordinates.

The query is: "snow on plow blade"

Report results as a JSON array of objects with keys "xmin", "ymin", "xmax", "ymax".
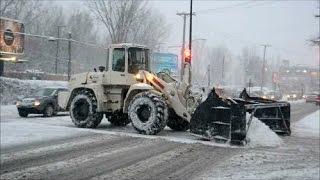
[
  {"xmin": 190, "ymin": 88, "xmax": 247, "ymax": 145},
  {"xmin": 238, "ymin": 89, "xmax": 291, "ymax": 135}
]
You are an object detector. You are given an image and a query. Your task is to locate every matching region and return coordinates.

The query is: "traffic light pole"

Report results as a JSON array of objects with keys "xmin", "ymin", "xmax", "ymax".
[
  {"xmin": 188, "ymin": 0, "xmax": 193, "ymax": 84},
  {"xmin": 177, "ymin": 12, "xmax": 194, "ymax": 81}
]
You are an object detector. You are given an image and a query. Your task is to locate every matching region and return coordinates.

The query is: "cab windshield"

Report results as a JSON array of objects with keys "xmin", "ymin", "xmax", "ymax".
[
  {"xmin": 34, "ymin": 88, "xmax": 56, "ymax": 96},
  {"xmin": 128, "ymin": 48, "xmax": 149, "ymax": 74}
]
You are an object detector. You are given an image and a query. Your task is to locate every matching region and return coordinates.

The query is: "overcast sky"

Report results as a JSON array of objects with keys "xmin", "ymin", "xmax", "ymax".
[{"xmin": 59, "ymin": 0, "xmax": 319, "ymax": 66}]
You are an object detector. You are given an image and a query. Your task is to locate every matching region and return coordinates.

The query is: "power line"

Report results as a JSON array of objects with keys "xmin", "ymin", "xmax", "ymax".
[
  {"xmin": 197, "ymin": 0, "xmax": 276, "ymax": 14},
  {"xmin": 197, "ymin": 1, "xmax": 258, "ymax": 14},
  {"xmin": 0, "ymin": 30, "xmax": 109, "ymax": 50}
]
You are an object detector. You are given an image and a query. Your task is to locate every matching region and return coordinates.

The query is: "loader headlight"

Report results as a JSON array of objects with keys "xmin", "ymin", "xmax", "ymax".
[
  {"xmin": 293, "ymin": 94, "xmax": 297, "ymax": 98},
  {"xmin": 34, "ymin": 100, "xmax": 41, "ymax": 106},
  {"xmin": 16, "ymin": 101, "xmax": 21, "ymax": 107},
  {"xmin": 135, "ymin": 73, "xmax": 141, "ymax": 80},
  {"xmin": 134, "ymin": 73, "xmax": 144, "ymax": 82}
]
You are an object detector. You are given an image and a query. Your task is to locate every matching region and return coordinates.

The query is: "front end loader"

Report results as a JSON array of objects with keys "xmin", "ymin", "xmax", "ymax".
[{"xmin": 60, "ymin": 43, "xmax": 290, "ymax": 146}]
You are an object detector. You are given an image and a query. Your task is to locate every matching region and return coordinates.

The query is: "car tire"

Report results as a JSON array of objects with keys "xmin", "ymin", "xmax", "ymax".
[
  {"xmin": 44, "ymin": 105, "xmax": 54, "ymax": 117},
  {"xmin": 18, "ymin": 109, "xmax": 28, "ymax": 118},
  {"xmin": 70, "ymin": 90, "xmax": 103, "ymax": 128},
  {"xmin": 128, "ymin": 91, "xmax": 168, "ymax": 135}
]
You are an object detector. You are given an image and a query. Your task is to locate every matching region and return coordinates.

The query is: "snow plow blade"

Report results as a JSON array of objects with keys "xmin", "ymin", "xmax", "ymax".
[
  {"xmin": 237, "ymin": 89, "xmax": 291, "ymax": 135},
  {"xmin": 190, "ymin": 88, "xmax": 247, "ymax": 145}
]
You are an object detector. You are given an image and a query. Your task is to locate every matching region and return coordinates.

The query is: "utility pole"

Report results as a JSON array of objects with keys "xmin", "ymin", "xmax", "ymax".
[
  {"xmin": 177, "ymin": 11, "xmax": 195, "ymax": 81},
  {"xmin": 55, "ymin": 25, "xmax": 65, "ymax": 74},
  {"xmin": 221, "ymin": 54, "xmax": 225, "ymax": 86},
  {"xmin": 188, "ymin": 0, "xmax": 193, "ymax": 84},
  {"xmin": 260, "ymin": 44, "xmax": 271, "ymax": 93},
  {"xmin": 68, "ymin": 32, "xmax": 72, "ymax": 80}
]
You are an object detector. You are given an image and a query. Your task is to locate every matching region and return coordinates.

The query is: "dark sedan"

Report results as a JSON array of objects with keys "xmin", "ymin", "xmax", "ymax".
[
  {"xmin": 304, "ymin": 93, "xmax": 319, "ymax": 103},
  {"xmin": 16, "ymin": 87, "xmax": 68, "ymax": 117}
]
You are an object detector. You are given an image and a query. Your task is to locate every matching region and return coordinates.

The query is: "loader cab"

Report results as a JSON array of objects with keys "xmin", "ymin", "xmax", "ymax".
[{"xmin": 106, "ymin": 44, "xmax": 150, "ymax": 85}]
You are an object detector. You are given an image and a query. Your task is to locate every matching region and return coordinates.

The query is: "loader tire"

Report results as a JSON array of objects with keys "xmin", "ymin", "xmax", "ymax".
[
  {"xmin": 70, "ymin": 90, "xmax": 103, "ymax": 128},
  {"xmin": 167, "ymin": 109, "xmax": 190, "ymax": 131},
  {"xmin": 108, "ymin": 110, "xmax": 130, "ymax": 126},
  {"xmin": 128, "ymin": 91, "xmax": 168, "ymax": 135}
]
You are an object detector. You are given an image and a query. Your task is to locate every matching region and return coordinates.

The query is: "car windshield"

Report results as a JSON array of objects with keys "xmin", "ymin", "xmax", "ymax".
[{"xmin": 34, "ymin": 88, "xmax": 56, "ymax": 96}]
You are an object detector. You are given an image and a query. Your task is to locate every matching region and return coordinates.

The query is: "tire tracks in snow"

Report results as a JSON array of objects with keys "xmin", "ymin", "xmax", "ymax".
[
  {"xmin": 0, "ymin": 135, "xmax": 179, "ymax": 180},
  {"xmin": 1, "ymin": 135, "xmax": 138, "ymax": 175}
]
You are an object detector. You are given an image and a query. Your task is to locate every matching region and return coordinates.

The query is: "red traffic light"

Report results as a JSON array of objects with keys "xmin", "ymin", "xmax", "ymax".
[{"xmin": 184, "ymin": 49, "xmax": 191, "ymax": 63}]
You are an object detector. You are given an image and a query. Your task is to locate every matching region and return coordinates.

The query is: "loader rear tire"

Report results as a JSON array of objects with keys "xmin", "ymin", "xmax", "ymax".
[
  {"xmin": 167, "ymin": 109, "xmax": 190, "ymax": 131},
  {"xmin": 128, "ymin": 91, "xmax": 168, "ymax": 135},
  {"xmin": 108, "ymin": 110, "xmax": 130, "ymax": 126},
  {"xmin": 70, "ymin": 90, "xmax": 103, "ymax": 128}
]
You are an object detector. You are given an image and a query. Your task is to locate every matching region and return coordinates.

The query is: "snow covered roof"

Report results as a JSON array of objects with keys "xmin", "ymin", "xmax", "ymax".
[{"xmin": 110, "ymin": 43, "xmax": 148, "ymax": 49}]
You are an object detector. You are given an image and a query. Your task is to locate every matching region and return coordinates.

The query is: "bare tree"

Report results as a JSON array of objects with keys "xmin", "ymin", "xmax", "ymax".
[
  {"xmin": 87, "ymin": 0, "xmax": 169, "ymax": 46},
  {"xmin": 0, "ymin": 0, "xmax": 15, "ymax": 15},
  {"xmin": 0, "ymin": 0, "xmax": 46, "ymax": 27}
]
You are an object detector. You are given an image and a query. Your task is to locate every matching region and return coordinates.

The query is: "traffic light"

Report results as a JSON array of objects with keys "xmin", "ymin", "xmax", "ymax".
[{"xmin": 184, "ymin": 49, "xmax": 191, "ymax": 64}]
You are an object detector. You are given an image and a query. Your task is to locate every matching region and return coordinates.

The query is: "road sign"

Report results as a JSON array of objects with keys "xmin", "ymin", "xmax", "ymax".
[{"xmin": 0, "ymin": 17, "xmax": 25, "ymax": 55}]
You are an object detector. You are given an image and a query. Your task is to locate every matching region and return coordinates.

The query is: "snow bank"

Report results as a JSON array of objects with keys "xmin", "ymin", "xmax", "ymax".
[
  {"xmin": 293, "ymin": 110, "xmax": 319, "ymax": 137},
  {"xmin": 198, "ymin": 151, "xmax": 319, "ymax": 180},
  {"xmin": 0, "ymin": 77, "xmax": 67, "ymax": 105},
  {"xmin": 246, "ymin": 115, "xmax": 282, "ymax": 147}
]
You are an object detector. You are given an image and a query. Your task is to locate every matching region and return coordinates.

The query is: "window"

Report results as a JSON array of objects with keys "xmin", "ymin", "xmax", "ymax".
[
  {"xmin": 112, "ymin": 48, "xmax": 125, "ymax": 72},
  {"xmin": 128, "ymin": 48, "xmax": 148, "ymax": 74},
  {"xmin": 34, "ymin": 88, "xmax": 56, "ymax": 96}
]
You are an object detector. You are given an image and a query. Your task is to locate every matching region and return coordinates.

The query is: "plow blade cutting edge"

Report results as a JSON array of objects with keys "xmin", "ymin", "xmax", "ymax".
[{"xmin": 190, "ymin": 88, "xmax": 247, "ymax": 145}]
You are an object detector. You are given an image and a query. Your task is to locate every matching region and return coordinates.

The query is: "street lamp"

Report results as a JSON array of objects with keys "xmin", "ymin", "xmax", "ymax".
[{"xmin": 48, "ymin": 32, "xmax": 72, "ymax": 80}]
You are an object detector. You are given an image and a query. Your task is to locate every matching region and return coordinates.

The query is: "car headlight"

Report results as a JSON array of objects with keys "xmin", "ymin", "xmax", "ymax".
[
  {"xmin": 286, "ymin": 95, "xmax": 290, "ymax": 98},
  {"xmin": 16, "ymin": 101, "xmax": 21, "ymax": 106},
  {"xmin": 34, "ymin": 100, "xmax": 41, "ymax": 106},
  {"xmin": 262, "ymin": 95, "xmax": 267, "ymax": 99},
  {"xmin": 270, "ymin": 95, "xmax": 275, "ymax": 99},
  {"xmin": 293, "ymin": 94, "xmax": 297, "ymax": 98}
]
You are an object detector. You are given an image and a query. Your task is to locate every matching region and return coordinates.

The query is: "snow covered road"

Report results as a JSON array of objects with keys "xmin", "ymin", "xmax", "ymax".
[{"xmin": 0, "ymin": 103, "xmax": 319, "ymax": 179}]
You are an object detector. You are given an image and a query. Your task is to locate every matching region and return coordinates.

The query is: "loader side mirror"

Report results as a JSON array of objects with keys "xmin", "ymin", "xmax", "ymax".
[{"xmin": 98, "ymin": 66, "xmax": 105, "ymax": 72}]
